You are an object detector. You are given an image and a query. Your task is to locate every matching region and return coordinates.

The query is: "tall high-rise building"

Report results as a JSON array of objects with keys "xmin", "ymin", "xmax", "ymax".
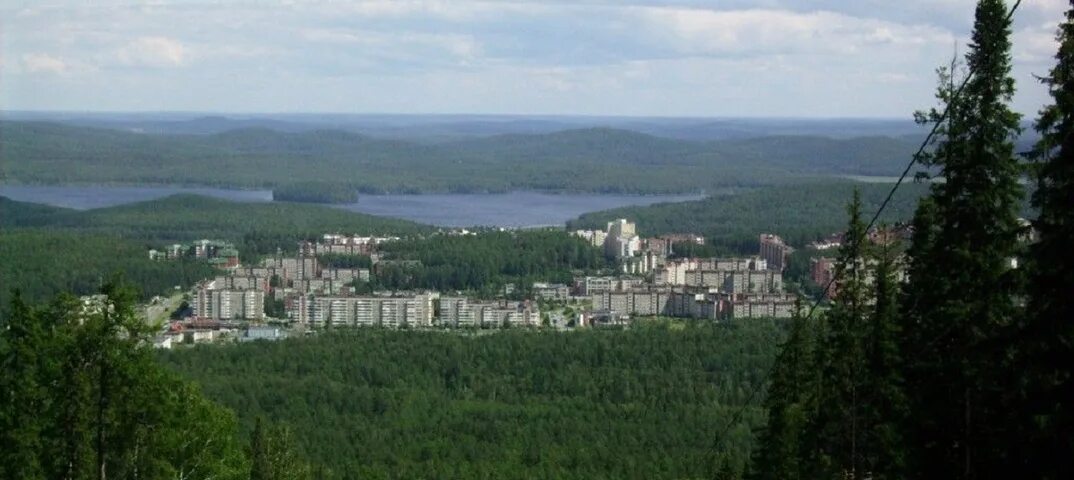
[{"xmin": 759, "ymin": 234, "xmax": 794, "ymax": 271}]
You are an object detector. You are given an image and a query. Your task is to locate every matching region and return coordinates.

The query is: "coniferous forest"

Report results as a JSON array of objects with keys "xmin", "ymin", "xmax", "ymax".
[
  {"xmin": 158, "ymin": 322, "xmax": 782, "ymax": 479},
  {"xmin": 0, "ymin": 282, "xmax": 313, "ymax": 479},
  {"xmin": 3, "ymin": 1, "xmax": 1074, "ymax": 479},
  {"xmin": 750, "ymin": 1, "xmax": 1074, "ymax": 478}
]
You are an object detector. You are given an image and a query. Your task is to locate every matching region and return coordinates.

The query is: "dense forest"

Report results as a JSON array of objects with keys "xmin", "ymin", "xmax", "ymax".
[
  {"xmin": 749, "ymin": 1, "xmax": 1074, "ymax": 478},
  {"xmin": 272, "ymin": 182, "xmax": 359, "ymax": 204},
  {"xmin": 0, "ymin": 121, "xmax": 926, "ymax": 193},
  {"xmin": 0, "ymin": 230, "xmax": 217, "ymax": 317},
  {"xmin": 568, "ymin": 181, "xmax": 931, "ymax": 252},
  {"xmin": 371, "ymin": 230, "xmax": 609, "ymax": 295},
  {"xmin": 160, "ymin": 321, "xmax": 783, "ymax": 479},
  {"xmin": 0, "ymin": 282, "xmax": 316, "ymax": 479}
]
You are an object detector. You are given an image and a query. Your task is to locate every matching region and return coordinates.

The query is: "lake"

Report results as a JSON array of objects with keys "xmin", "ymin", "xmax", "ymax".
[{"xmin": 0, "ymin": 185, "xmax": 703, "ymax": 227}]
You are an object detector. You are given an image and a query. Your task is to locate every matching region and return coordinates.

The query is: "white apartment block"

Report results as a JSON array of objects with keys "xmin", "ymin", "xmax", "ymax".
[
  {"xmin": 437, "ymin": 297, "xmax": 540, "ymax": 328},
  {"xmin": 192, "ymin": 288, "xmax": 265, "ymax": 321},
  {"xmin": 302, "ymin": 294, "xmax": 434, "ymax": 328}
]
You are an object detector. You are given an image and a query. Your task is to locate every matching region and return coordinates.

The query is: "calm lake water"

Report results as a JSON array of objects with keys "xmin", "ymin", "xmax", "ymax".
[{"xmin": 0, "ymin": 185, "xmax": 703, "ymax": 228}]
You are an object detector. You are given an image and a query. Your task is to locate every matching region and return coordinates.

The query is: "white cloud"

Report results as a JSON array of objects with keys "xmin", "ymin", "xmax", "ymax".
[
  {"xmin": 1013, "ymin": 22, "xmax": 1060, "ymax": 63},
  {"xmin": 635, "ymin": 8, "xmax": 954, "ymax": 57},
  {"xmin": 0, "ymin": 0, "xmax": 1059, "ymax": 115},
  {"xmin": 21, "ymin": 53, "xmax": 68, "ymax": 74},
  {"xmin": 114, "ymin": 36, "xmax": 188, "ymax": 68}
]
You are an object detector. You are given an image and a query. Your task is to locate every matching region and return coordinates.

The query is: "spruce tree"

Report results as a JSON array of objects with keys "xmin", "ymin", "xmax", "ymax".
[
  {"xmin": 0, "ymin": 291, "xmax": 46, "ymax": 479},
  {"xmin": 1021, "ymin": 0, "xmax": 1074, "ymax": 476},
  {"xmin": 860, "ymin": 229, "xmax": 908, "ymax": 479},
  {"xmin": 751, "ymin": 299, "xmax": 813, "ymax": 480},
  {"xmin": 808, "ymin": 189, "xmax": 870, "ymax": 478},
  {"xmin": 251, "ymin": 418, "xmax": 271, "ymax": 480},
  {"xmin": 902, "ymin": 0, "xmax": 1024, "ymax": 477}
]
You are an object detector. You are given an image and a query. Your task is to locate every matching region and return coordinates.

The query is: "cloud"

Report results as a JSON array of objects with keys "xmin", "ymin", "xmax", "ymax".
[
  {"xmin": 634, "ymin": 8, "xmax": 954, "ymax": 58},
  {"xmin": 21, "ymin": 53, "xmax": 68, "ymax": 74},
  {"xmin": 114, "ymin": 36, "xmax": 187, "ymax": 68},
  {"xmin": 0, "ymin": 0, "xmax": 1059, "ymax": 116}
]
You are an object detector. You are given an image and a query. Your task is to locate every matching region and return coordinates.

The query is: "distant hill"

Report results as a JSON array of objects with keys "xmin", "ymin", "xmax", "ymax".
[
  {"xmin": 567, "ymin": 181, "xmax": 932, "ymax": 251},
  {"xmin": 3, "ymin": 111, "xmax": 932, "ymax": 140},
  {"xmin": 0, "ymin": 195, "xmax": 71, "ymax": 227},
  {"xmin": 1, "ymin": 194, "xmax": 433, "ymax": 258},
  {"xmin": 0, "ymin": 120, "xmax": 930, "ymax": 193}
]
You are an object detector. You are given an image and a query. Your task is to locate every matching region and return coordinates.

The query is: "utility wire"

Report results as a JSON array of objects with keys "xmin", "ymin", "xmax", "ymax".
[{"xmin": 704, "ymin": 0, "xmax": 1023, "ymax": 469}]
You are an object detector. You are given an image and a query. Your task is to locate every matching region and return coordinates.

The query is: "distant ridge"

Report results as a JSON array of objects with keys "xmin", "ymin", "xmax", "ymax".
[{"xmin": 0, "ymin": 120, "xmax": 933, "ymax": 194}]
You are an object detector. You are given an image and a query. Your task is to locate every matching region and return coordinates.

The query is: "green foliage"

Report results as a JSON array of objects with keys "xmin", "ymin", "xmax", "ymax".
[
  {"xmin": 0, "ymin": 230, "xmax": 217, "ymax": 317},
  {"xmin": 568, "ymin": 182, "xmax": 930, "ymax": 252},
  {"xmin": 901, "ymin": 1, "xmax": 1025, "ymax": 477},
  {"xmin": 0, "ymin": 193, "xmax": 432, "ymax": 259},
  {"xmin": 0, "ymin": 195, "xmax": 71, "ymax": 227},
  {"xmin": 317, "ymin": 253, "xmax": 373, "ymax": 269},
  {"xmin": 272, "ymin": 182, "xmax": 358, "ymax": 204},
  {"xmin": 806, "ymin": 191, "xmax": 872, "ymax": 477},
  {"xmin": 160, "ymin": 322, "xmax": 785, "ymax": 479},
  {"xmin": 1021, "ymin": 1, "xmax": 1074, "ymax": 476},
  {"xmin": 373, "ymin": 230, "xmax": 609, "ymax": 293},
  {"xmin": 250, "ymin": 418, "xmax": 313, "ymax": 480},
  {"xmin": 751, "ymin": 194, "xmax": 909, "ymax": 480},
  {"xmin": 750, "ymin": 302, "xmax": 814, "ymax": 480},
  {"xmin": 0, "ymin": 282, "xmax": 250, "ymax": 480},
  {"xmin": 0, "ymin": 121, "xmax": 925, "ymax": 194}
]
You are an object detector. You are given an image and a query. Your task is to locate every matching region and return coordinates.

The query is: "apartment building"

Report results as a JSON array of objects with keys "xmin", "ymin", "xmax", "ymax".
[
  {"xmin": 299, "ymin": 294, "xmax": 435, "ymax": 328},
  {"xmin": 577, "ymin": 276, "xmax": 646, "ymax": 296},
  {"xmin": 759, "ymin": 234, "xmax": 794, "ymax": 271},
  {"xmin": 192, "ymin": 288, "xmax": 265, "ymax": 321},
  {"xmin": 437, "ymin": 297, "xmax": 541, "ymax": 328},
  {"xmin": 684, "ymin": 269, "xmax": 783, "ymax": 293}
]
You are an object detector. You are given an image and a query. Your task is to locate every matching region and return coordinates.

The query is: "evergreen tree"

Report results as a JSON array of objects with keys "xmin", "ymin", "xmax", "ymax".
[
  {"xmin": 751, "ymin": 299, "xmax": 813, "ymax": 480},
  {"xmin": 808, "ymin": 189, "xmax": 871, "ymax": 479},
  {"xmin": 902, "ymin": 1, "xmax": 1024, "ymax": 477},
  {"xmin": 2, "ymin": 282, "xmax": 253, "ymax": 479},
  {"xmin": 251, "ymin": 418, "xmax": 271, "ymax": 480},
  {"xmin": 250, "ymin": 418, "xmax": 312, "ymax": 480},
  {"xmin": 1021, "ymin": 1, "xmax": 1074, "ymax": 476},
  {"xmin": 0, "ymin": 291, "xmax": 46, "ymax": 479},
  {"xmin": 860, "ymin": 229, "xmax": 908, "ymax": 479}
]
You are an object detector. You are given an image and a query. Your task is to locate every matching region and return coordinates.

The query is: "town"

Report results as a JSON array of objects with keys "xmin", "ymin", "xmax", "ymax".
[{"xmin": 146, "ymin": 219, "xmax": 819, "ymax": 347}]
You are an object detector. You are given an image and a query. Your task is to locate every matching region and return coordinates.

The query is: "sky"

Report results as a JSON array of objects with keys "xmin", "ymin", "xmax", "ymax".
[{"xmin": 0, "ymin": 0, "xmax": 1067, "ymax": 117}]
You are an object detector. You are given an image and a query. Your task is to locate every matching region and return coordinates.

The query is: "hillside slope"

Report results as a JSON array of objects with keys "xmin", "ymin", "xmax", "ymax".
[{"xmin": 1, "ymin": 121, "xmax": 923, "ymax": 193}]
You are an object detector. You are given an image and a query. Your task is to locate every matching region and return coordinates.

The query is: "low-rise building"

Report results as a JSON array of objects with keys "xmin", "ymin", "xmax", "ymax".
[
  {"xmin": 577, "ymin": 276, "xmax": 645, "ymax": 295},
  {"xmin": 532, "ymin": 283, "xmax": 570, "ymax": 301}
]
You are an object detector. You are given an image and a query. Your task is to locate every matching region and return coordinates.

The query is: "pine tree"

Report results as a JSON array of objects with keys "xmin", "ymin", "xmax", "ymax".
[
  {"xmin": 0, "ymin": 291, "xmax": 46, "ymax": 479},
  {"xmin": 808, "ymin": 189, "xmax": 871, "ymax": 478},
  {"xmin": 860, "ymin": 229, "xmax": 908, "ymax": 479},
  {"xmin": 1021, "ymin": 0, "xmax": 1074, "ymax": 476},
  {"xmin": 751, "ymin": 299, "xmax": 814, "ymax": 480},
  {"xmin": 250, "ymin": 418, "xmax": 312, "ymax": 480},
  {"xmin": 902, "ymin": 1, "xmax": 1024, "ymax": 477},
  {"xmin": 250, "ymin": 418, "xmax": 271, "ymax": 480}
]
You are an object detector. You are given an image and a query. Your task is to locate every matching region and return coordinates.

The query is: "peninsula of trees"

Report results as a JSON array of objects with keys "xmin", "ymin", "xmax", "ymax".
[{"xmin": 272, "ymin": 182, "xmax": 358, "ymax": 204}]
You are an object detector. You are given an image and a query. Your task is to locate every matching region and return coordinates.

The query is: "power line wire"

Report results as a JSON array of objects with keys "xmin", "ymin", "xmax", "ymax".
[{"xmin": 704, "ymin": 1, "xmax": 1023, "ymax": 469}]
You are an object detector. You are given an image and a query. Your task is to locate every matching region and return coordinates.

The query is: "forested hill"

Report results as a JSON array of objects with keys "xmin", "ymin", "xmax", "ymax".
[
  {"xmin": 0, "ymin": 193, "xmax": 432, "ymax": 254},
  {"xmin": 0, "ymin": 195, "xmax": 72, "ymax": 226},
  {"xmin": 568, "ymin": 182, "xmax": 932, "ymax": 251},
  {"xmin": 0, "ymin": 193, "xmax": 433, "ymax": 316},
  {"xmin": 0, "ymin": 120, "xmax": 925, "ymax": 193}
]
